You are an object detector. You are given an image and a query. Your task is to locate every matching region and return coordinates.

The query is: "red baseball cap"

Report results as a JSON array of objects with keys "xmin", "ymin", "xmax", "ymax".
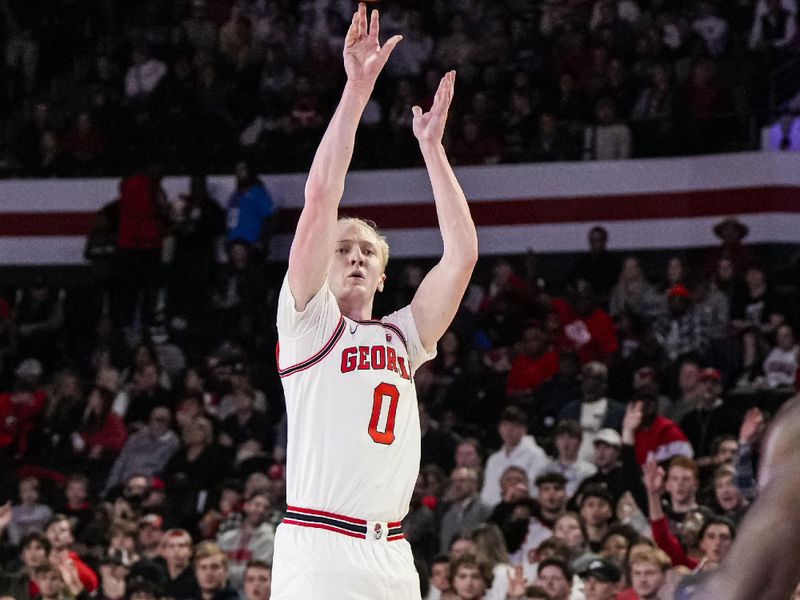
[
  {"xmin": 668, "ymin": 284, "xmax": 691, "ymax": 299},
  {"xmin": 699, "ymin": 367, "xmax": 721, "ymax": 382}
]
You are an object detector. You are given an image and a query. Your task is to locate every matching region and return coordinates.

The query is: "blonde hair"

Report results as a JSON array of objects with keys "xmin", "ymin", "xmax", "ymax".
[
  {"xmin": 628, "ymin": 546, "xmax": 671, "ymax": 572},
  {"xmin": 194, "ymin": 541, "xmax": 227, "ymax": 567},
  {"xmin": 337, "ymin": 216, "xmax": 390, "ymax": 269}
]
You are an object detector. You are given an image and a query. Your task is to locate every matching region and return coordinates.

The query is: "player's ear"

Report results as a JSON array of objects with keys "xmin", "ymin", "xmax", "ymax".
[{"xmin": 377, "ymin": 273, "xmax": 386, "ymax": 293}]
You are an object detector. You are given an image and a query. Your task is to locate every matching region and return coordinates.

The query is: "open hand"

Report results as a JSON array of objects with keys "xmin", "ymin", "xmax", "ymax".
[
  {"xmin": 412, "ymin": 70, "xmax": 455, "ymax": 144},
  {"xmin": 344, "ymin": 3, "xmax": 402, "ymax": 85},
  {"xmin": 507, "ymin": 565, "xmax": 527, "ymax": 599},
  {"xmin": 739, "ymin": 407, "xmax": 765, "ymax": 445},
  {"xmin": 642, "ymin": 459, "xmax": 665, "ymax": 494}
]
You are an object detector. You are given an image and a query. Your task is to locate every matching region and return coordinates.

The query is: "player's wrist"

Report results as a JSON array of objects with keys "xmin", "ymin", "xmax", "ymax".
[{"xmin": 344, "ymin": 79, "xmax": 375, "ymax": 99}]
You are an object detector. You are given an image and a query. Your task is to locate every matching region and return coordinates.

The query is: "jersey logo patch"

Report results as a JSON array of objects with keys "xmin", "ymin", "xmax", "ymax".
[
  {"xmin": 386, "ymin": 332, "xmax": 392, "ymax": 342},
  {"xmin": 373, "ymin": 523, "xmax": 383, "ymax": 540},
  {"xmin": 350, "ymin": 324, "xmax": 359, "ymax": 335}
]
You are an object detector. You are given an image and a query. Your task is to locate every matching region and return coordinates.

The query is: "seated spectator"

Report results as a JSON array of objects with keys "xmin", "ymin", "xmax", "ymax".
[
  {"xmin": 578, "ymin": 557, "xmax": 622, "ymax": 600},
  {"xmin": 583, "ymin": 97, "xmax": 631, "ymax": 160},
  {"xmin": 529, "ymin": 113, "xmax": 575, "ymax": 162},
  {"xmin": 541, "ymin": 420, "xmax": 597, "ymax": 497},
  {"xmin": 160, "ymin": 528, "xmax": 197, "ymax": 599},
  {"xmin": 534, "ymin": 557, "xmax": 573, "ymax": 600},
  {"xmin": 470, "ymin": 523, "xmax": 514, "ymax": 600},
  {"xmin": 242, "ymin": 560, "xmax": 271, "ymax": 600},
  {"xmin": 578, "ymin": 487, "xmax": 615, "ymax": 553},
  {"xmin": 41, "ymin": 515, "xmax": 98, "ymax": 595},
  {"xmin": 530, "ymin": 350, "xmax": 582, "ymax": 438},
  {"xmin": 120, "ymin": 362, "xmax": 172, "ymax": 429},
  {"xmin": 513, "ymin": 473, "xmax": 569, "ymax": 569},
  {"xmin": 425, "ymin": 555, "xmax": 450, "ymax": 600},
  {"xmin": 572, "ymin": 227, "xmax": 620, "ymax": 303},
  {"xmin": 439, "ymin": 467, "xmax": 491, "ymax": 554},
  {"xmin": 629, "ymin": 392, "xmax": 693, "ymax": 466},
  {"xmin": 8, "ymin": 477, "xmax": 53, "ymax": 545},
  {"xmin": 559, "ymin": 362, "xmax": 625, "ymax": 461},
  {"xmin": 0, "ymin": 360, "xmax": 48, "ymax": 465},
  {"xmin": 608, "ymin": 256, "xmax": 664, "ymax": 322},
  {"xmin": 678, "ymin": 369, "xmax": 741, "ymax": 457},
  {"xmin": 664, "ymin": 358, "xmax": 703, "ymax": 423},
  {"xmin": 186, "ymin": 541, "xmax": 239, "ymax": 600},
  {"xmin": 550, "ymin": 279, "xmax": 619, "ymax": 365},
  {"xmin": 216, "ymin": 491, "xmax": 274, "ymax": 590},
  {"xmin": 552, "ymin": 512, "xmax": 591, "ymax": 568},
  {"xmin": 31, "ymin": 560, "xmax": 88, "ymax": 600},
  {"xmin": 506, "ymin": 324, "xmax": 560, "ymax": 401},
  {"xmin": 75, "ymin": 386, "xmax": 128, "ymax": 479},
  {"xmin": 219, "ymin": 387, "xmax": 273, "ymax": 453},
  {"xmin": 730, "ymin": 264, "xmax": 785, "ymax": 336},
  {"xmin": 13, "ymin": 278, "xmax": 65, "ymax": 371},
  {"xmin": 104, "ymin": 407, "xmax": 180, "ymax": 496},
  {"xmin": 480, "ymin": 407, "xmax": 549, "ymax": 508},
  {"xmin": 652, "ymin": 285, "xmax": 710, "ymax": 364},
  {"xmin": 448, "ymin": 553, "xmax": 494, "ymax": 600},
  {"xmin": 762, "ymin": 323, "xmax": 798, "ymax": 389},
  {"xmin": 617, "ymin": 545, "xmax": 672, "ymax": 600}
]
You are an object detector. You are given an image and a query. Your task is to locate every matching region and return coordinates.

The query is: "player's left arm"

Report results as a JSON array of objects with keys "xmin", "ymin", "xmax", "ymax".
[{"xmin": 410, "ymin": 71, "xmax": 478, "ymax": 352}]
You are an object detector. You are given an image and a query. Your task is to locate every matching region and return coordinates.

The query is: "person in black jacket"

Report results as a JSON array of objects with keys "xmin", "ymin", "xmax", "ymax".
[{"xmin": 180, "ymin": 542, "xmax": 239, "ymax": 600}]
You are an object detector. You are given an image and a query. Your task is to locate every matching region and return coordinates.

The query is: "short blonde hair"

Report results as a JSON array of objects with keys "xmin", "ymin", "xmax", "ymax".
[
  {"xmin": 628, "ymin": 546, "xmax": 671, "ymax": 572},
  {"xmin": 194, "ymin": 541, "xmax": 227, "ymax": 567},
  {"xmin": 337, "ymin": 216, "xmax": 390, "ymax": 269}
]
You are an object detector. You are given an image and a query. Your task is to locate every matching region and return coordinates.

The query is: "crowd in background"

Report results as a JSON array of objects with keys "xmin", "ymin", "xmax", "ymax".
[
  {"xmin": 2, "ymin": 0, "xmax": 800, "ymax": 177},
  {"xmin": 0, "ymin": 158, "xmax": 799, "ymax": 598}
]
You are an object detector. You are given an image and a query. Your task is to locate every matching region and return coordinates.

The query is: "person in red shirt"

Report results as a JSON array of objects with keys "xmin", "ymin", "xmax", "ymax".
[
  {"xmin": 506, "ymin": 324, "xmax": 560, "ymax": 399},
  {"xmin": 34, "ymin": 515, "xmax": 98, "ymax": 596},
  {"xmin": 629, "ymin": 389, "xmax": 693, "ymax": 466},
  {"xmin": 0, "ymin": 359, "xmax": 48, "ymax": 462},
  {"xmin": 550, "ymin": 278, "xmax": 618, "ymax": 365}
]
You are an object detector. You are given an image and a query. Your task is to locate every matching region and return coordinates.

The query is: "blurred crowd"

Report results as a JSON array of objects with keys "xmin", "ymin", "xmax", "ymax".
[
  {"xmin": 0, "ymin": 156, "xmax": 799, "ymax": 598},
  {"xmin": 2, "ymin": 0, "xmax": 800, "ymax": 177}
]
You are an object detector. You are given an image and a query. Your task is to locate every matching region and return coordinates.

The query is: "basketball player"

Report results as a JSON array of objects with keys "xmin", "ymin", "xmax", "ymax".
[{"xmin": 271, "ymin": 4, "xmax": 477, "ymax": 599}]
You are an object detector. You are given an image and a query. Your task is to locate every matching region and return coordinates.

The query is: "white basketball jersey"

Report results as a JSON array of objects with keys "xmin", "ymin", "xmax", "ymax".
[{"xmin": 277, "ymin": 276, "xmax": 435, "ymax": 521}]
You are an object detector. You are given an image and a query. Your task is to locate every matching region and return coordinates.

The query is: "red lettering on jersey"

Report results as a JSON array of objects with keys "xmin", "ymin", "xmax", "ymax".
[
  {"xmin": 371, "ymin": 346, "xmax": 386, "ymax": 370},
  {"xmin": 358, "ymin": 346, "xmax": 371, "ymax": 370},
  {"xmin": 341, "ymin": 347, "xmax": 357, "ymax": 372},
  {"xmin": 397, "ymin": 357, "xmax": 410, "ymax": 380},
  {"xmin": 386, "ymin": 347, "xmax": 397, "ymax": 373}
]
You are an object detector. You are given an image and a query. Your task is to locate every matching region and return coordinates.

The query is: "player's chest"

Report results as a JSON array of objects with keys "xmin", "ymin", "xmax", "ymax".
[{"xmin": 335, "ymin": 320, "xmax": 412, "ymax": 383}]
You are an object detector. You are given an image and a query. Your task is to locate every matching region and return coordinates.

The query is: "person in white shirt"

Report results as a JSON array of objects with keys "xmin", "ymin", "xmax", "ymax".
[
  {"xmin": 763, "ymin": 323, "xmax": 798, "ymax": 388},
  {"xmin": 480, "ymin": 406, "xmax": 549, "ymax": 508}
]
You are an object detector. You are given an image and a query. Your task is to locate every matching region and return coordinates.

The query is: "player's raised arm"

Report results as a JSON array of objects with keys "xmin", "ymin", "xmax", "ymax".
[
  {"xmin": 287, "ymin": 3, "xmax": 401, "ymax": 309},
  {"xmin": 410, "ymin": 71, "xmax": 479, "ymax": 351}
]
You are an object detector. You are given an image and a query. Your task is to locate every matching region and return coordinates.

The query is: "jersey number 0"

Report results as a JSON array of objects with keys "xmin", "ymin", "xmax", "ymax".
[{"xmin": 368, "ymin": 382, "xmax": 399, "ymax": 445}]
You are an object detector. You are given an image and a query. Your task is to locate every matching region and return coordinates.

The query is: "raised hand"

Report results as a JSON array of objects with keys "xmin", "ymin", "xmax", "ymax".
[
  {"xmin": 343, "ymin": 2, "xmax": 402, "ymax": 85},
  {"xmin": 739, "ymin": 407, "xmax": 765, "ymax": 445},
  {"xmin": 642, "ymin": 459, "xmax": 664, "ymax": 494},
  {"xmin": 507, "ymin": 565, "xmax": 527, "ymax": 600},
  {"xmin": 412, "ymin": 70, "xmax": 455, "ymax": 144},
  {"xmin": 622, "ymin": 400, "xmax": 643, "ymax": 444}
]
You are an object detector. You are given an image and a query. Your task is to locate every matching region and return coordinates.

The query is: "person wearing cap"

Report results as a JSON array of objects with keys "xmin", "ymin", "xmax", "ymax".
[
  {"xmin": 480, "ymin": 407, "xmax": 548, "ymax": 508},
  {"xmin": 677, "ymin": 367, "xmax": 740, "ymax": 457},
  {"xmin": 579, "ymin": 558, "xmax": 621, "ymax": 600},
  {"xmin": 704, "ymin": 216, "xmax": 752, "ymax": 276},
  {"xmin": 541, "ymin": 420, "xmax": 597, "ymax": 497},
  {"xmin": 559, "ymin": 362, "xmax": 624, "ymax": 462},
  {"xmin": 652, "ymin": 285, "xmax": 710, "ymax": 364},
  {"xmin": 137, "ymin": 513, "xmax": 165, "ymax": 561}
]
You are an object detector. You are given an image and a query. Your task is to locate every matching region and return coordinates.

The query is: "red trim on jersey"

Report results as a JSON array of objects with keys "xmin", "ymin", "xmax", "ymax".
[
  {"xmin": 278, "ymin": 317, "xmax": 346, "ymax": 378},
  {"xmin": 286, "ymin": 505, "xmax": 367, "ymax": 525},
  {"xmin": 386, "ymin": 534, "xmax": 405, "ymax": 541},
  {"xmin": 388, "ymin": 520, "xmax": 402, "ymax": 528}
]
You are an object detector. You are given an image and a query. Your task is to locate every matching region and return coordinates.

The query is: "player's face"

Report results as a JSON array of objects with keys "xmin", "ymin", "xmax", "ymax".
[
  {"xmin": 452, "ymin": 565, "xmax": 486, "ymax": 600},
  {"xmin": 243, "ymin": 566, "xmax": 271, "ymax": 600},
  {"xmin": 631, "ymin": 562, "xmax": 665, "ymax": 598},
  {"xmin": 329, "ymin": 222, "xmax": 386, "ymax": 305}
]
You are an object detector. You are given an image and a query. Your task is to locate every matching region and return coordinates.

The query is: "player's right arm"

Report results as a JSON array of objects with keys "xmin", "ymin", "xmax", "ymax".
[{"xmin": 287, "ymin": 3, "xmax": 401, "ymax": 310}]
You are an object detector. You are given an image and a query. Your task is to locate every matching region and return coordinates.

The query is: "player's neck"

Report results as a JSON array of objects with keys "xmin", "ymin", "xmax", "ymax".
[{"xmin": 337, "ymin": 296, "xmax": 374, "ymax": 321}]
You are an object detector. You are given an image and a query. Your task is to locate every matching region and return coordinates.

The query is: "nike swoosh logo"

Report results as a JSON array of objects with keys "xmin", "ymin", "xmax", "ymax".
[{"xmin": 350, "ymin": 324, "xmax": 359, "ymax": 335}]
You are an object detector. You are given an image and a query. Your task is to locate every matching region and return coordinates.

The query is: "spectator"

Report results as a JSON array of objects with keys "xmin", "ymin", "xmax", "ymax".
[
  {"xmin": 226, "ymin": 161, "xmax": 276, "ymax": 251},
  {"xmin": 13, "ymin": 278, "xmax": 65, "ymax": 371},
  {"xmin": 514, "ymin": 473, "xmax": 569, "ymax": 567},
  {"xmin": 542, "ymin": 420, "xmax": 597, "ymax": 497},
  {"xmin": 652, "ymin": 285, "xmax": 710, "ymax": 363},
  {"xmin": 242, "ymin": 560, "xmax": 271, "ymax": 600},
  {"xmin": 578, "ymin": 557, "xmax": 622, "ymax": 600},
  {"xmin": 762, "ymin": 323, "xmax": 799, "ymax": 389},
  {"xmin": 470, "ymin": 523, "xmax": 514, "ymax": 600},
  {"xmin": 578, "ymin": 487, "xmax": 615, "ymax": 553},
  {"xmin": 730, "ymin": 264, "xmax": 785, "ymax": 336},
  {"xmin": 529, "ymin": 113, "xmax": 575, "ymax": 162},
  {"xmin": 551, "ymin": 279, "xmax": 619, "ymax": 365},
  {"xmin": 619, "ymin": 545, "xmax": 672, "ymax": 600},
  {"xmin": 425, "ymin": 555, "xmax": 450, "ymax": 600},
  {"xmin": 583, "ymin": 97, "xmax": 631, "ymax": 160},
  {"xmin": 678, "ymin": 369, "xmax": 741, "ymax": 457},
  {"xmin": 692, "ymin": 2, "xmax": 729, "ymax": 57},
  {"xmin": 216, "ymin": 491, "xmax": 274, "ymax": 590},
  {"xmin": 161, "ymin": 528, "xmax": 197, "ymax": 599},
  {"xmin": 104, "ymin": 407, "xmax": 179, "ymax": 496},
  {"xmin": 185, "ymin": 541, "xmax": 238, "ymax": 600},
  {"xmin": 534, "ymin": 558, "xmax": 573, "ymax": 600},
  {"xmin": 480, "ymin": 407, "xmax": 548, "ymax": 508},
  {"xmin": 629, "ymin": 391, "xmax": 693, "ymax": 466},
  {"xmin": 31, "ymin": 561, "xmax": 88, "ymax": 600},
  {"xmin": 219, "ymin": 387, "xmax": 273, "ymax": 453},
  {"xmin": 124, "ymin": 45, "xmax": 167, "ymax": 101},
  {"xmin": 8, "ymin": 477, "xmax": 52, "ymax": 545},
  {"xmin": 711, "ymin": 465, "xmax": 748, "ymax": 525},
  {"xmin": 705, "ymin": 217, "xmax": 753, "ymax": 276},
  {"xmin": 608, "ymin": 257, "xmax": 664, "ymax": 322},
  {"xmin": 572, "ymin": 227, "xmax": 619, "ymax": 302},
  {"xmin": 41, "ymin": 515, "xmax": 98, "ymax": 595},
  {"xmin": 439, "ymin": 467, "xmax": 491, "ymax": 554},
  {"xmin": 664, "ymin": 359, "xmax": 704, "ymax": 423},
  {"xmin": 448, "ymin": 553, "xmax": 493, "ymax": 600},
  {"xmin": 560, "ymin": 362, "xmax": 625, "ymax": 461},
  {"xmin": 552, "ymin": 512, "xmax": 590, "ymax": 567},
  {"xmin": 0, "ymin": 359, "xmax": 47, "ymax": 465},
  {"xmin": 506, "ymin": 324, "xmax": 560, "ymax": 400},
  {"xmin": 75, "ymin": 385, "xmax": 128, "ymax": 480}
]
